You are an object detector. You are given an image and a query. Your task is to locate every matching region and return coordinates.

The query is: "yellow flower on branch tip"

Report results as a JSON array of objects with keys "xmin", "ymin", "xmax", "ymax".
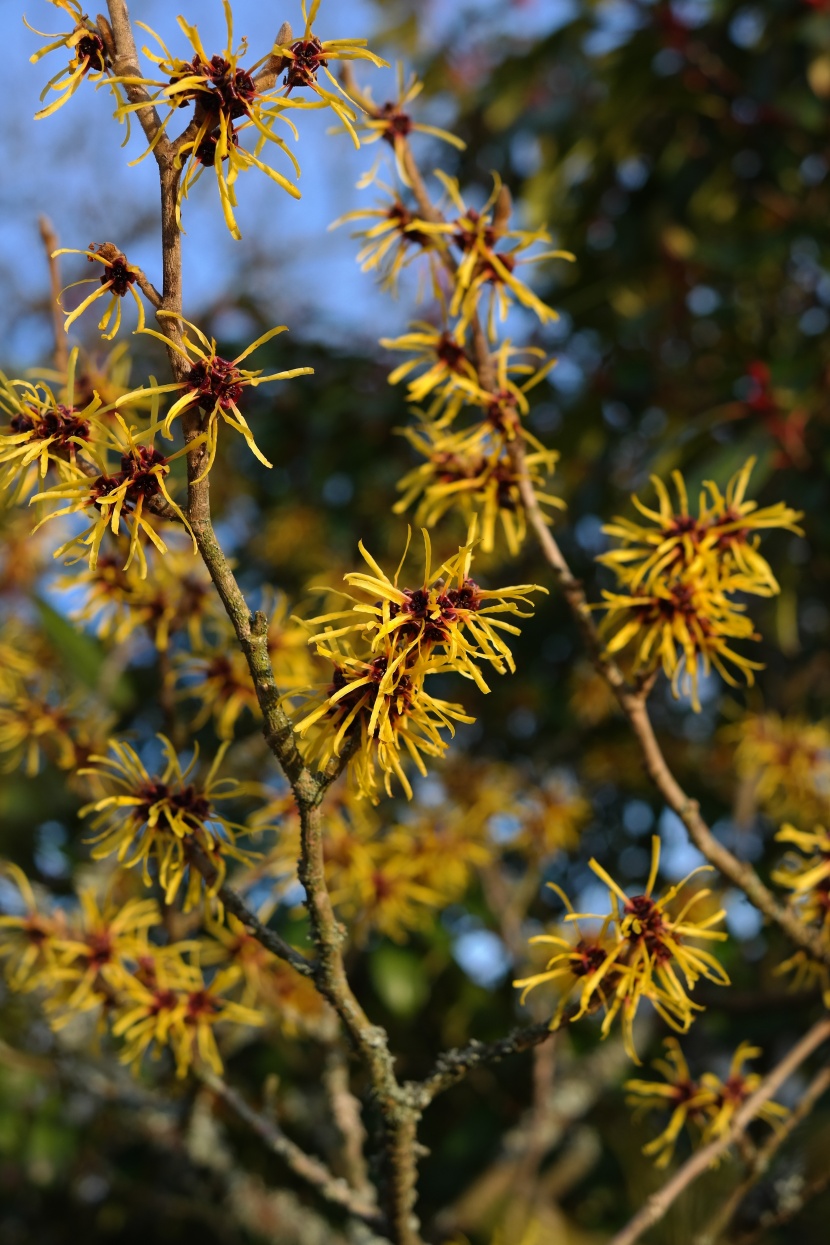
[
  {"xmin": 61, "ymin": 539, "xmax": 218, "ymax": 652},
  {"xmin": 111, "ymin": 955, "xmax": 263, "ymax": 1078},
  {"xmin": 599, "ymin": 574, "xmax": 764, "ymax": 712},
  {"xmin": 293, "ymin": 641, "xmax": 474, "ymax": 801},
  {"xmin": 588, "ymin": 836, "xmax": 729, "ymax": 1055},
  {"xmin": 699, "ymin": 1043, "xmax": 788, "ymax": 1141},
  {"xmin": 598, "ymin": 457, "xmax": 803, "ymax": 597},
  {"xmin": 0, "ymin": 862, "xmax": 67, "ymax": 991},
  {"xmin": 32, "ymin": 415, "xmax": 193, "ymax": 577},
  {"xmin": 731, "ymin": 713, "xmax": 830, "ymax": 823},
  {"xmin": 394, "ymin": 420, "xmax": 563, "ymax": 556},
  {"xmin": 0, "ymin": 349, "xmax": 101, "ymax": 503},
  {"xmin": 344, "ymin": 64, "xmax": 466, "ymax": 186},
  {"xmin": 45, "ymin": 889, "xmax": 162, "ymax": 1026},
  {"xmin": 381, "ymin": 322, "xmax": 481, "ymax": 419},
  {"xmin": 774, "ymin": 947, "xmax": 830, "ymax": 1006},
  {"xmin": 116, "ymin": 314, "xmax": 313, "ymax": 478},
  {"xmin": 773, "ymin": 824, "xmax": 830, "ymax": 930},
  {"xmin": 330, "ymin": 188, "xmax": 448, "ymax": 297},
  {"xmin": 273, "ymin": 0, "xmax": 389, "ymax": 144},
  {"xmin": 513, "ymin": 883, "xmax": 628, "ymax": 1031},
  {"xmin": 303, "ymin": 524, "xmax": 545, "ymax": 694},
  {"xmin": 517, "ymin": 838, "xmax": 729, "ymax": 1062},
  {"xmin": 0, "ymin": 686, "xmax": 112, "ymax": 777},
  {"xmin": 625, "ymin": 1039, "xmax": 713, "ymax": 1168},
  {"xmin": 512, "ymin": 771, "xmax": 590, "ymax": 859},
  {"xmin": 79, "ymin": 736, "xmax": 259, "ymax": 911},
  {"xmin": 53, "ymin": 243, "xmax": 146, "ymax": 341},
  {"xmin": 625, "ymin": 1039, "xmax": 786, "ymax": 1165},
  {"xmin": 113, "ymin": 0, "xmax": 307, "ymax": 238},
  {"xmin": 26, "ymin": 1, "xmax": 123, "ymax": 120},
  {"xmin": 426, "ymin": 171, "xmax": 574, "ymax": 339}
]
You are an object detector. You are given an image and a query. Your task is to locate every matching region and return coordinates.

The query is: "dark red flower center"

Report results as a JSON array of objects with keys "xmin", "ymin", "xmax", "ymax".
[
  {"xmin": 187, "ymin": 356, "xmax": 244, "ymax": 410},
  {"xmin": 76, "ymin": 31, "xmax": 107, "ymax": 73},
  {"xmin": 284, "ymin": 38, "xmax": 328, "ymax": 91},
  {"xmin": 380, "ymin": 102, "xmax": 413, "ymax": 142}
]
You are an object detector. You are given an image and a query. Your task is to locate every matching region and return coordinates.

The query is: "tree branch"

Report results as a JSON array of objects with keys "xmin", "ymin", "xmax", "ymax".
[
  {"xmin": 608, "ymin": 1018, "xmax": 830, "ymax": 1245},
  {"xmin": 509, "ymin": 435, "xmax": 830, "ymax": 968},
  {"xmin": 414, "ymin": 1019, "xmax": 557, "ymax": 1107},
  {"xmin": 198, "ymin": 1070, "xmax": 387, "ymax": 1234},
  {"xmin": 103, "ymin": 4, "xmax": 171, "ymax": 165},
  {"xmin": 188, "ymin": 844, "xmax": 315, "ymax": 979},
  {"xmin": 38, "ymin": 216, "xmax": 68, "ymax": 373},
  {"xmin": 695, "ymin": 1062, "xmax": 830, "ymax": 1245}
]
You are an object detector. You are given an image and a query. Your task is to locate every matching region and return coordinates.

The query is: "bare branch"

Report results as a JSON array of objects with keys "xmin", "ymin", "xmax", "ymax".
[
  {"xmin": 188, "ymin": 844, "xmax": 316, "ymax": 979},
  {"xmin": 414, "ymin": 1019, "xmax": 557, "ymax": 1107},
  {"xmin": 509, "ymin": 435, "xmax": 830, "ymax": 968},
  {"xmin": 695, "ymin": 1062, "xmax": 830, "ymax": 1245},
  {"xmin": 735, "ymin": 1169, "xmax": 830, "ymax": 1245},
  {"xmin": 608, "ymin": 1018, "xmax": 830, "ymax": 1245},
  {"xmin": 324, "ymin": 1046, "xmax": 373, "ymax": 1196},
  {"xmin": 38, "ymin": 217, "xmax": 68, "ymax": 372},
  {"xmin": 198, "ymin": 1070, "xmax": 388, "ymax": 1233},
  {"xmin": 104, "ymin": 3, "xmax": 171, "ymax": 164}
]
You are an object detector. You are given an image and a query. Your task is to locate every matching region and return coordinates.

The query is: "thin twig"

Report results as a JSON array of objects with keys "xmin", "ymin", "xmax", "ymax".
[
  {"xmin": 695, "ymin": 1063, "xmax": 830, "ymax": 1245},
  {"xmin": 102, "ymin": 5, "xmax": 171, "ymax": 164},
  {"xmin": 608, "ymin": 1018, "xmax": 830, "ymax": 1245},
  {"xmin": 509, "ymin": 434, "xmax": 830, "ymax": 968},
  {"xmin": 734, "ymin": 1170, "xmax": 830, "ymax": 1245},
  {"xmin": 188, "ymin": 844, "xmax": 316, "ymax": 979},
  {"xmin": 198, "ymin": 1070, "xmax": 387, "ymax": 1233},
  {"xmin": 38, "ymin": 216, "xmax": 68, "ymax": 372},
  {"xmin": 414, "ymin": 1019, "xmax": 558, "ymax": 1107},
  {"xmin": 324, "ymin": 1045, "xmax": 373, "ymax": 1196}
]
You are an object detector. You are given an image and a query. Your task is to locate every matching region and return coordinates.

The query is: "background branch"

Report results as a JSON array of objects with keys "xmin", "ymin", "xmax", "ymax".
[
  {"xmin": 199, "ymin": 1070, "xmax": 387, "ymax": 1234},
  {"xmin": 609, "ymin": 1017, "xmax": 830, "ymax": 1245}
]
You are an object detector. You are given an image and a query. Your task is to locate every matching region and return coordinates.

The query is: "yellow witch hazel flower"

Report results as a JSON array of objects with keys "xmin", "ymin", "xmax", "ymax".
[
  {"xmin": 115, "ymin": 0, "xmax": 386, "ymax": 238},
  {"xmin": 395, "ymin": 418, "xmax": 562, "ymax": 555},
  {"xmin": 295, "ymin": 639, "xmax": 475, "ymax": 801},
  {"xmin": 305, "ymin": 525, "xmax": 544, "ymax": 692},
  {"xmin": 773, "ymin": 824, "xmax": 830, "ymax": 991},
  {"xmin": 597, "ymin": 459, "xmax": 803, "ymax": 710},
  {"xmin": 32, "ymin": 413, "xmax": 192, "ymax": 577},
  {"xmin": 61, "ymin": 538, "xmax": 219, "ymax": 652},
  {"xmin": 44, "ymin": 888, "xmax": 162, "ymax": 1028},
  {"xmin": 731, "ymin": 712, "xmax": 830, "ymax": 824},
  {"xmin": 53, "ymin": 243, "xmax": 146, "ymax": 341},
  {"xmin": 79, "ymin": 736, "xmax": 260, "ymax": 911},
  {"xmin": 0, "ymin": 862, "xmax": 68, "ymax": 991},
  {"xmin": 626, "ymin": 1038, "xmax": 786, "ymax": 1167},
  {"xmin": 625, "ymin": 1039, "xmax": 713, "ymax": 1168},
  {"xmin": 117, "ymin": 314, "xmax": 313, "ymax": 478},
  {"xmin": 428, "ymin": 171, "xmax": 574, "ymax": 339},
  {"xmin": 111, "ymin": 952, "xmax": 263, "ymax": 1078},
  {"xmin": 293, "ymin": 526, "xmax": 543, "ymax": 800},
  {"xmin": 26, "ymin": 1, "xmax": 123, "ymax": 120},
  {"xmin": 330, "ymin": 185, "xmax": 448, "ymax": 298},
  {"xmin": 346, "ymin": 64, "xmax": 466, "ymax": 186},
  {"xmin": 598, "ymin": 457, "xmax": 803, "ymax": 596},
  {"xmin": 0, "ymin": 348, "xmax": 101, "ymax": 504},
  {"xmin": 272, "ymin": 0, "xmax": 388, "ymax": 140},
  {"xmin": 516, "ymin": 836, "xmax": 729, "ymax": 1063}
]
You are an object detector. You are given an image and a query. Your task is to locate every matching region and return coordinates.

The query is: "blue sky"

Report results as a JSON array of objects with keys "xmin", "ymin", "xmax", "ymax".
[{"xmin": 6, "ymin": 0, "xmax": 571, "ymax": 366}]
